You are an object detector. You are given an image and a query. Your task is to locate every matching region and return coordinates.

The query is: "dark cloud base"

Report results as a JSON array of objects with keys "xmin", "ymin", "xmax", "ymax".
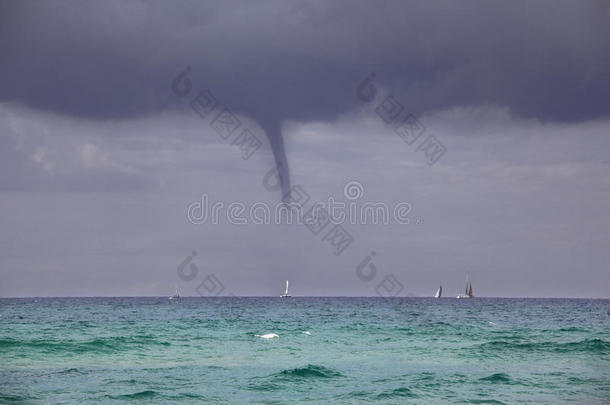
[{"xmin": 2, "ymin": 0, "xmax": 609, "ymax": 123}]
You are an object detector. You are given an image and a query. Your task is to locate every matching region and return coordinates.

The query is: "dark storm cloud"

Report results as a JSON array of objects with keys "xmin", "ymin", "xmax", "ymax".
[
  {"xmin": 2, "ymin": 0, "xmax": 609, "ymax": 122},
  {"xmin": 1, "ymin": 0, "xmax": 609, "ymax": 196}
]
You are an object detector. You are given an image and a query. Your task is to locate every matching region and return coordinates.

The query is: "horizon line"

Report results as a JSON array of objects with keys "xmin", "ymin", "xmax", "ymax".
[{"xmin": 1, "ymin": 295, "xmax": 608, "ymax": 300}]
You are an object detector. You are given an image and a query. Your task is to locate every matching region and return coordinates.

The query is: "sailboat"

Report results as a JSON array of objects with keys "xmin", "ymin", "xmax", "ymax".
[
  {"xmin": 280, "ymin": 280, "xmax": 291, "ymax": 298},
  {"xmin": 434, "ymin": 285, "xmax": 442, "ymax": 298},
  {"xmin": 169, "ymin": 285, "xmax": 180, "ymax": 301},
  {"xmin": 456, "ymin": 273, "xmax": 474, "ymax": 299}
]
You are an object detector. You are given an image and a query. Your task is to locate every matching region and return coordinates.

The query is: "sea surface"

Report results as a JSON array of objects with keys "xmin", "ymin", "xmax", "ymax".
[{"xmin": 1, "ymin": 297, "xmax": 609, "ymax": 404}]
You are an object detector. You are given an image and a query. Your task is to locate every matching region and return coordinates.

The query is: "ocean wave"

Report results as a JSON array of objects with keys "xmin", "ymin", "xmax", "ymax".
[
  {"xmin": 479, "ymin": 373, "xmax": 514, "ymax": 384},
  {"xmin": 0, "ymin": 394, "xmax": 37, "ymax": 403},
  {"xmin": 336, "ymin": 390, "xmax": 374, "ymax": 400},
  {"xmin": 107, "ymin": 390, "xmax": 159, "ymax": 399},
  {"xmin": 247, "ymin": 381, "xmax": 282, "ymax": 392},
  {"xmin": 275, "ymin": 364, "xmax": 344, "ymax": 380},
  {"xmin": 557, "ymin": 326, "xmax": 590, "ymax": 332},
  {"xmin": 54, "ymin": 367, "xmax": 86, "ymax": 375},
  {"xmin": 474, "ymin": 338, "xmax": 610, "ymax": 355},
  {"xmin": 247, "ymin": 364, "xmax": 344, "ymax": 392},
  {"xmin": 376, "ymin": 387, "xmax": 417, "ymax": 399},
  {"xmin": 0, "ymin": 335, "xmax": 171, "ymax": 354}
]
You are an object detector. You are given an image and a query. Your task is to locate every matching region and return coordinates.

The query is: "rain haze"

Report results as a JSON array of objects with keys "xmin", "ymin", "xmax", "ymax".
[{"xmin": 1, "ymin": 0, "xmax": 610, "ymax": 297}]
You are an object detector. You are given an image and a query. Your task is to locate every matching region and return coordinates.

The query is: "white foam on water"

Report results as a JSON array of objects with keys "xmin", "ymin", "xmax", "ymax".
[
  {"xmin": 256, "ymin": 333, "xmax": 279, "ymax": 339},
  {"xmin": 302, "ymin": 331, "xmax": 311, "ymax": 335}
]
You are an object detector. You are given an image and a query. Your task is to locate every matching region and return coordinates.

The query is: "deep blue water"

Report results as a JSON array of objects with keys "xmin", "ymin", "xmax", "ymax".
[{"xmin": 1, "ymin": 297, "xmax": 609, "ymax": 403}]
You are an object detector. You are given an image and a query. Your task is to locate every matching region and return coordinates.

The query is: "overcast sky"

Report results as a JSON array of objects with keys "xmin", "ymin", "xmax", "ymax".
[{"xmin": 1, "ymin": 0, "xmax": 609, "ymax": 297}]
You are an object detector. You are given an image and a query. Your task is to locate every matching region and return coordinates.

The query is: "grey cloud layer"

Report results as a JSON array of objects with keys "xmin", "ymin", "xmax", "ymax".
[{"xmin": 0, "ymin": 105, "xmax": 271, "ymax": 191}]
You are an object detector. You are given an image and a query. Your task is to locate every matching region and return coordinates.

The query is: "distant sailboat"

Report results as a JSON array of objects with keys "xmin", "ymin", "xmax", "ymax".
[
  {"xmin": 169, "ymin": 285, "xmax": 180, "ymax": 301},
  {"xmin": 456, "ymin": 274, "xmax": 474, "ymax": 298},
  {"xmin": 280, "ymin": 280, "xmax": 291, "ymax": 298},
  {"xmin": 434, "ymin": 285, "xmax": 442, "ymax": 298}
]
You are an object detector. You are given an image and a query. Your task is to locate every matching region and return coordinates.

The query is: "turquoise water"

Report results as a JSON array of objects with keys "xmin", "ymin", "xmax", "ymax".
[{"xmin": 1, "ymin": 297, "xmax": 609, "ymax": 404}]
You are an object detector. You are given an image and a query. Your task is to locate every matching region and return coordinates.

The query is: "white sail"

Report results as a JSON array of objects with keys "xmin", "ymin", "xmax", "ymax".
[
  {"xmin": 457, "ymin": 274, "xmax": 474, "ymax": 298},
  {"xmin": 169, "ymin": 285, "xmax": 180, "ymax": 300},
  {"xmin": 466, "ymin": 274, "xmax": 474, "ymax": 297},
  {"xmin": 280, "ymin": 280, "xmax": 291, "ymax": 297},
  {"xmin": 434, "ymin": 285, "xmax": 442, "ymax": 298}
]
